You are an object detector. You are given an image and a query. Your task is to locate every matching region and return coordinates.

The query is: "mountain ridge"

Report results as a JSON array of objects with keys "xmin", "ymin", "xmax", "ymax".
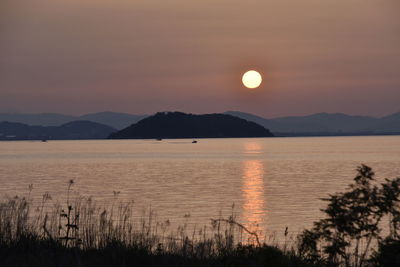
[
  {"xmin": 109, "ymin": 112, "xmax": 273, "ymax": 139},
  {"xmin": 1, "ymin": 111, "xmax": 399, "ymax": 136},
  {"xmin": 0, "ymin": 120, "xmax": 116, "ymax": 140},
  {"xmin": 224, "ymin": 111, "xmax": 400, "ymax": 134},
  {"xmin": 0, "ymin": 112, "xmax": 147, "ymax": 130}
]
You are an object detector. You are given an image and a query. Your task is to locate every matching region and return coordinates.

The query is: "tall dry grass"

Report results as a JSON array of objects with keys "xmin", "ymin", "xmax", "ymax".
[{"xmin": 0, "ymin": 180, "xmax": 270, "ymax": 255}]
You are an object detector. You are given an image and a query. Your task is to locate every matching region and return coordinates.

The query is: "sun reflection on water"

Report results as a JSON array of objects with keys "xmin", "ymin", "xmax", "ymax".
[
  {"xmin": 242, "ymin": 142, "xmax": 267, "ymax": 242},
  {"xmin": 244, "ymin": 142, "xmax": 263, "ymax": 154}
]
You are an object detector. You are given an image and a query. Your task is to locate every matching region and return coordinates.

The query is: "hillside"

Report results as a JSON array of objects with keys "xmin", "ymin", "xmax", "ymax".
[
  {"xmin": 0, "ymin": 113, "xmax": 75, "ymax": 127},
  {"xmin": 0, "ymin": 112, "xmax": 147, "ymax": 130},
  {"xmin": 109, "ymin": 112, "xmax": 273, "ymax": 139},
  {"xmin": 2, "ymin": 111, "xmax": 399, "ymax": 136},
  {"xmin": 373, "ymin": 112, "xmax": 400, "ymax": 132},
  {"xmin": 0, "ymin": 121, "xmax": 116, "ymax": 140},
  {"xmin": 78, "ymin": 112, "xmax": 147, "ymax": 130},
  {"xmin": 225, "ymin": 111, "xmax": 400, "ymax": 135}
]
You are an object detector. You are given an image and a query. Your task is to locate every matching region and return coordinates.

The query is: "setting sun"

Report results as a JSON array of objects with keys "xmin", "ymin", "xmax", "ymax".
[{"xmin": 242, "ymin": 70, "xmax": 262, "ymax": 89}]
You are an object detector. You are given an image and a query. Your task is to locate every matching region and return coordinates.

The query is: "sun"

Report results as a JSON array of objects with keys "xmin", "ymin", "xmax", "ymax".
[{"xmin": 242, "ymin": 70, "xmax": 262, "ymax": 89}]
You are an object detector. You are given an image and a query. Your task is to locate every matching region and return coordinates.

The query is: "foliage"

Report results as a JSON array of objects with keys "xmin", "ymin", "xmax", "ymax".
[
  {"xmin": 298, "ymin": 165, "xmax": 400, "ymax": 267},
  {"xmin": 370, "ymin": 238, "xmax": 400, "ymax": 267}
]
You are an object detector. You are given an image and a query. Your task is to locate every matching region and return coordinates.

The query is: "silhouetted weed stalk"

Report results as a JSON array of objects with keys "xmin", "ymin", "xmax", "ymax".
[
  {"xmin": 0, "ymin": 179, "xmax": 264, "ymax": 255},
  {"xmin": 1, "ymin": 165, "xmax": 399, "ymax": 267}
]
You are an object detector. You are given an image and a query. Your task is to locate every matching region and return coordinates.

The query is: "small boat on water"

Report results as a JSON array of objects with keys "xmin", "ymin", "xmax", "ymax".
[
  {"xmin": 41, "ymin": 139, "xmax": 47, "ymax": 142},
  {"xmin": 156, "ymin": 138, "xmax": 162, "ymax": 141},
  {"xmin": 192, "ymin": 140, "xmax": 197, "ymax": 143}
]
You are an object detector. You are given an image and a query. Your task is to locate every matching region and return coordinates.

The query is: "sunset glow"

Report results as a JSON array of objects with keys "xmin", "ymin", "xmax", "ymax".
[
  {"xmin": 1, "ymin": 0, "xmax": 400, "ymax": 265},
  {"xmin": 1, "ymin": 0, "xmax": 399, "ymax": 116}
]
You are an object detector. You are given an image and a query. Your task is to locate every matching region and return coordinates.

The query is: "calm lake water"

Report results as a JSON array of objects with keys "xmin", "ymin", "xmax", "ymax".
[{"xmin": 1, "ymin": 136, "xmax": 400, "ymax": 242}]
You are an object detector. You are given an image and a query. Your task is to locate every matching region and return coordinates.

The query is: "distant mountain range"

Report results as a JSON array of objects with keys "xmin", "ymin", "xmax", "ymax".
[
  {"xmin": 109, "ymin": 112, "xmax": 273, "ymax": 139},
  {"xmin": 0, "ymin": 121, "xmax": 116, "ymax": 140},
  {"xmin": 0, "ymin": 111, "xmax": 399, "ymax": 137},
  {"xmin": 224, "ymin": 111, "xmax": 400, "ymax": 136},
  {"xmin": 0, "ymin": 112, "xmax": 147, "ymax": 130}
]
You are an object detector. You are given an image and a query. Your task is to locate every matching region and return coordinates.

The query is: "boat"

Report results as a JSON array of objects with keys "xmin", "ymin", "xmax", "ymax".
[{"xmin": 192, "ymin": 140, "xmax": 197, "ymax": 143}]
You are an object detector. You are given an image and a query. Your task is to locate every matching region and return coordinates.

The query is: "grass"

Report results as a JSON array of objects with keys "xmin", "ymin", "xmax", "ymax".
[
  {"xmin": 0, "ymin": 182, "xmax": 318, "ymax": 267},
  {"xmin": 3, "ymin": 165, "xmax": 399, "ymax": 266}
]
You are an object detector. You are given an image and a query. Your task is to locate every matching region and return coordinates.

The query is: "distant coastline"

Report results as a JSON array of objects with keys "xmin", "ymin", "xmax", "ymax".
[
  {"xmin": 273, "ymin": 132, "xmax": 400, "ymax": 137},
  {"xmin": 0, "ymin": 110, "xmax": 399, "ymax": 140}
]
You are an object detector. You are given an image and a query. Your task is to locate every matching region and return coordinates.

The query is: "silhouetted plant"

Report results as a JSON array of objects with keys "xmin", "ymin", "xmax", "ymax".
[
  {"xmin": 370, "ymin": 237, "xmax": 400, "ymax": 266},
  {"xmin": 58, "ymin": 179, "xmax": 81, "ymax": 247},
  {"xmin": 3, "ymin": 166, "xmax": 400, "ymax": 266},
  {"xmin": 298, "ymin": 165, "xmax": 400, "ymax": 267},
  {"xmin": 0, "ymin": 196, "xmax": 30, "ymax": 244}
]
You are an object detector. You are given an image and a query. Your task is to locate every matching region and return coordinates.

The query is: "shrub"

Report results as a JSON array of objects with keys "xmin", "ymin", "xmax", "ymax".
[{"xmin": 298, "ymin": 165, "xmax": 400, "ymax": 267}]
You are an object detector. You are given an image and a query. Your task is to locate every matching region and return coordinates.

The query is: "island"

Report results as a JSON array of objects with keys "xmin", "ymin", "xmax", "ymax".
[{"xmin": 108, "ymin": 112, "xmax": 274, "ymax": 139}]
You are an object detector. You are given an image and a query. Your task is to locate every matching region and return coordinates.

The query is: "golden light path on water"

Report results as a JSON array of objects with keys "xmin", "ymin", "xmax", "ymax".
[{"xmin": 242, "ymin": 142, "xmax": 267, "ymax": 243}]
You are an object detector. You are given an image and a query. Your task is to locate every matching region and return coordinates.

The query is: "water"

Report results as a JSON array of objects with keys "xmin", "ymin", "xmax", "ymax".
[{"xmin": 1, "ymin": 136, "xmax": 399, "ymax": 242}]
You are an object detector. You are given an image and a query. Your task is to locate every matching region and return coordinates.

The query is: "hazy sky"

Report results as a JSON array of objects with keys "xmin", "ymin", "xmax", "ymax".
[{"xmin": 1, "ymin": 0, "xmax": 399, "ymax": 117}]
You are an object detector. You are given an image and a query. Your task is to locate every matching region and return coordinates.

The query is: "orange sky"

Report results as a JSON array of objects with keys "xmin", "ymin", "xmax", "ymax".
[{"xmin": 1, "ymin": 0, "xmax": 399, "ymax": 117}]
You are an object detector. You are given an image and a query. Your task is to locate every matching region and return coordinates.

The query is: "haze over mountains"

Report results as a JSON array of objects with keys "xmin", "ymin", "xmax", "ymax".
[
  {"xmin": 0, "ymin": 121, "xmax": 116, "ymax": 140},
  {"xmin": 0, "ymin": 112, "xmax": 147, "ymax": 130},
  {"xmin": 224, "ymin": 111, "xmax": 400, "ymax": 135},
  {"xmin": 0, "ymin": 111, "xmax": 399, "ymax": 138}
]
